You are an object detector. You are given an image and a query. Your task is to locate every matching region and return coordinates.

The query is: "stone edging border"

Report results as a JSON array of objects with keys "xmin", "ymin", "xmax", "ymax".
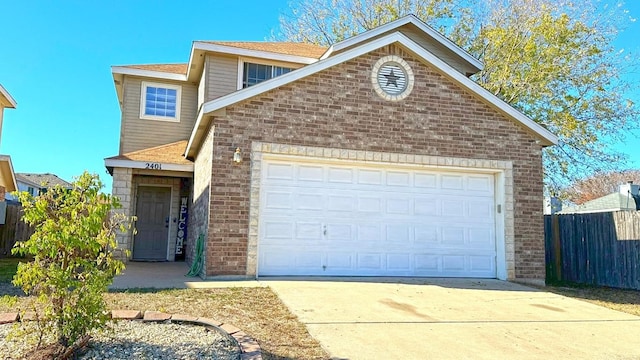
[{"xmin": 0, "ymin": 310, "xmax": 262, "ymax": 360}]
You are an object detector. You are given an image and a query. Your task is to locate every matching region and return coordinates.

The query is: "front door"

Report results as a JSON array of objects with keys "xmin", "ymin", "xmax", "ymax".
[{"xmin": 133, "ymin": 186, "xmax": 171, "ymax": 260}]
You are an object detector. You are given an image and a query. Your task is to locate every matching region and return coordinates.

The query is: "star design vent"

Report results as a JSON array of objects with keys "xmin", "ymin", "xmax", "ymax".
[{"xmin": 372, "ymin": 55, "xmax": 414, "ymax": 101}]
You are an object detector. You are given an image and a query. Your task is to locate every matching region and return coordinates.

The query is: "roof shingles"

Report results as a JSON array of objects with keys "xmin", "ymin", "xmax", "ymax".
[
  {"xmin": 106, "ymin": 140, "xmax": 192, "ymax": 166},
  {"xmin": 16, "ymin": 173, "xmax": 72, "ymax": 189},
  {"xmin": 200, "ymin": 41, "xmax": 328, "ymax": 59},
  {"xmin": 121, "ymin": 64, "xmax": 188, "ymax": 75}
]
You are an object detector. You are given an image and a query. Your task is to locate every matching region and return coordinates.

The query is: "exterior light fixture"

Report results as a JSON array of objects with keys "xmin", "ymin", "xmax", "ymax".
[{"xmin": 233, "ymin": 147, "xmax": 242, "ymax": 164}]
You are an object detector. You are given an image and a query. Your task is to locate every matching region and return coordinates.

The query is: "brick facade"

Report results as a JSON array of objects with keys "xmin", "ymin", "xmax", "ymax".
[{"xmin": 197, "ymin": 44, "xmax": 545, "ymax": 280}]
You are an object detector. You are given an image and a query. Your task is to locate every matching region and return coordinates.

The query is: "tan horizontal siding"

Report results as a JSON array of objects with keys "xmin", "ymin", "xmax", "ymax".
[
  {"xmin": 205, "ymin": 54, "xmax": 238, "ymax": 101},
  {"xmin": 120, "ymin": 76, "xmax": 197, "ymax": 154}
]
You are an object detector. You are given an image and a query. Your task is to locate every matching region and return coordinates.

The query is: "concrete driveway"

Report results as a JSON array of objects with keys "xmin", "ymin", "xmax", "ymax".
[{"xmin": 265, "ymin": 278, "xmax": 640, "ymax": 360}]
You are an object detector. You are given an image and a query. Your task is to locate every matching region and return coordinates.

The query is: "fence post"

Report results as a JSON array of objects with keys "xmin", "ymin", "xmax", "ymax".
[{"xmin": 552, "ymin": 215, "xmax": 562, "ymax": 282}]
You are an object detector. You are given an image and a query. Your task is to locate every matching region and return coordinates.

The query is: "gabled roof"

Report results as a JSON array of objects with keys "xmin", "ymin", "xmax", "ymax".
[
  {"xmin": 104, "ymin": 140, "xmax": 193, "ymax": 174},
  {"xmin": 0, "ymin": 84, "xmax": 17, "ymax": 109},
  {"xmin": 15, "ymin": 173, "xmax": 72, "ymax": 189},
  {"xmin": 559, "ymin": 193, "xmax": 638, "ymax": 214},
  {"xmin": 185, "ymin": 31, "xmax": 558, "ymax": 157},
  {"xmin": 321, "ymin": 14, "xmax": 483, "ymax": 75},
  {"xmin": 199, "ymin": 41, "xmax": 327, "ymax": 59}
]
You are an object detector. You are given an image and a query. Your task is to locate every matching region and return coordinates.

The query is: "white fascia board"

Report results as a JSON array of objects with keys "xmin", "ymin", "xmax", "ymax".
[
  {"xmin": 0, "ymin": 84, "xmax": 17, "ymax": 108},
  {"xmin": 193, "ymin": 42, "xmax": 319, "ymax": 65},
  {"xmin": 193, "ymin": 31, "xmax": 557, "ymax": 149},
  {"xmin": 319, "ymin": 45, "xmax": 334, "ymax": 60},
  {"xmin": 111, "ymin": 66, "xmax": 187, "ymax": 82},
  {"xmin": 185, "ymin": 107, "xmax": 205, "ymax": 157},
  {"xmin": 104, "ymin": 159, "xmax": 194, "ymax": 172},
  {"xmin": 328, "ymin": 15, "xmax": 483, "ymax": 72}
]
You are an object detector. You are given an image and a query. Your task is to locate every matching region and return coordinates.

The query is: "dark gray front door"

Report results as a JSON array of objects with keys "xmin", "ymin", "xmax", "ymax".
[{"xmin": 133, "ymin": 186, "xmax": 171, "ymax": 260}]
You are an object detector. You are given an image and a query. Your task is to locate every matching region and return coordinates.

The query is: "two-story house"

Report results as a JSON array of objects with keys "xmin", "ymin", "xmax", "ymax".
[
  {"xmin": 0, "ymin": 85, "xmax": 17, "ymax": 204},
  {"xmin": 105, "ymin": 15, "xmax": 557, "ymax": 284}
]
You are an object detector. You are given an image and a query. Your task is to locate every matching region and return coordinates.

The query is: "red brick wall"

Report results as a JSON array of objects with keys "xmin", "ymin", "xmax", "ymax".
[{"xmin": 203, "ymin": 44, "xmax": 545, "ymax": 279}]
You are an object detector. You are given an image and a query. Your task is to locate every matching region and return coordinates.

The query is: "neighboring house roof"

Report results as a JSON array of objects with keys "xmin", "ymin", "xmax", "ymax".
[
  {"xmin": 199, "ymin": 41, "xmax": 328, "ymax": 59},
  {"xmin": 0, "ymin": 155, "xmax": 17, "ymax": 192},
  {"xmin": 15, "ymin": 173, "xmax": 72, "ymax": 189},
  {"xmin": 185, "ymin": 30, "xmax": 558, "ymax": 157},
  {"xmin": 105, "ymin": 140, "xmax": 194, "ymax": 174},
  {"xmin": 559, "ymin": 193, "xmax": 639, "ymax": 214},
  {"xmin": 0, "ymin": 84, "xmax": 17, "ymax": 109}
]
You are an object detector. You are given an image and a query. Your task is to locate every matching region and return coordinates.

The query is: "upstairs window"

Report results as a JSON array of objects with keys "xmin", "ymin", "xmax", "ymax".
[
  {"xmin": 242, "ymin": 62, "xmax": 293, "ymax": 88},
  {"xmin": 140, "ymin": 82, "xmax": 181, "ymax": 122}
]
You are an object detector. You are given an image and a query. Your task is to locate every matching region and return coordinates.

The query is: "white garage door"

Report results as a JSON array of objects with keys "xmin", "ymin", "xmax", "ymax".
[{"xmin": 258, "ymin": 159, "xmax": 497, "ymax": 277}]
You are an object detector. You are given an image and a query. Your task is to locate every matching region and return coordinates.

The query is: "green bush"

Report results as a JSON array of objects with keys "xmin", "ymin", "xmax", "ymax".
[{"xmin": 11, "ymin": 172, "xmax": 132, "ymax": 356}]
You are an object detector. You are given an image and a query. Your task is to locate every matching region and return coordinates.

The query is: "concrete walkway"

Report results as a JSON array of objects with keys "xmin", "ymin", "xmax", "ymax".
[
  {"xmin": 110, "ymin": 262, "xmax": 263, "ymax": 289},
  {"xmin": 265, "ymin": 278, "xmax": 640, "ymax": 360}
]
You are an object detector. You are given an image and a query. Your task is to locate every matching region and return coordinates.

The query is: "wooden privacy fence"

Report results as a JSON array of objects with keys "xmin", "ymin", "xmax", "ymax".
[
  {"xmin": 545, "ymin": 211, "xmax": 640, "ymax": 290},
  {"xmin": 0, "ymin": 203, "xmax": 34, "ymax": 257}
]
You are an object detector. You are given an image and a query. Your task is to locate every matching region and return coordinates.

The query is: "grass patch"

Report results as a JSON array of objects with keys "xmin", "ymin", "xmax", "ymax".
[
  {"xmin": 544, "ymin": 283, "xmax": 640, "ymax": 317},
  {"xmin": 0, "ymin": 286, "xmax": 329, "ymax": 360},
  {"xmin": 0, "ymin": 258, "xmax": 22, "ymax": 283}
]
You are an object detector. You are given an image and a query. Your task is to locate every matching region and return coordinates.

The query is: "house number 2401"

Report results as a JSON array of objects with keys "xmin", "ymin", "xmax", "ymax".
[{"xmin": 145, "ymin": 163, "xmax": 162, "ymax": 170}]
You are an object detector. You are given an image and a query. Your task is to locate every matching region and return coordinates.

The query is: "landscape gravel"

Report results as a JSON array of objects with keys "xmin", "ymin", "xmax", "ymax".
[{"xmin": 0, "ymin": 320, "xmax": 241, "ymax": 359}]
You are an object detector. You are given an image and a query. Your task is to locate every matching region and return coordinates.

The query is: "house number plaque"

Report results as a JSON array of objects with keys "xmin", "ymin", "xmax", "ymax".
[{"xmin": 145, "ymin": 162, "xmax": 162, "ymax": 170}]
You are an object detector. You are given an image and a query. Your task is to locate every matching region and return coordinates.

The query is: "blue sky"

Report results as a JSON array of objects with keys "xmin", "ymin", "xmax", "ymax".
[{"xmin": 1, "ymin": 1, "xmax": 638, "ymax": 193}]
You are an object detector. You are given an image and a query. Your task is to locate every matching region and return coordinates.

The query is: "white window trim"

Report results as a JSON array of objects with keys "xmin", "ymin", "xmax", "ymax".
[
  {"xmin": 236, "ymin": 57, "xmax": 301, "ymax": 90},
  {"xmin": 139, "ymin": 81, "xmax": 182, "ymax": 122}
]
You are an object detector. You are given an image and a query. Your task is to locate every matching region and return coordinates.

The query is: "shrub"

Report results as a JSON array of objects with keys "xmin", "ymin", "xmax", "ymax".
[{"xmin": 11, "ymin": 172, "xmax": 132, "ymax": 357}]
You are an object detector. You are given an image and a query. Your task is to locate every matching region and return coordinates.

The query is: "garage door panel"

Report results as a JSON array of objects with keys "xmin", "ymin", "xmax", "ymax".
[
  {"xmin": 468, "ymin": 176, "xmax": 493, "ymax": 192},
  {"xmin": 414, "ymin": 173, "xmax": 437, "ymax": 188},
  {"xmin": 385, "ymin": 225, "xmax": 410, "ymax": 243},
  {"xmin": 295, "ymin": 252, "xmax": 324, "ymax": 268},
  {"xmin": 297, "ymin": 165, "xmax": 324, "ymax": 182},
  {"xmin": 263, "ymin": 221, "xmax": 294, "ymax": 240},
  {"xmin": 414, "ymin": 226, "xmax": 439, "ymax": 244},
  {"xmin": 357, "ymin": 253, "xmax": 383, "ymax": 270},
  {"xmin": 296, "ymin": 222, "xmax": 323, "ymax": 240},
  {"xmin": 468, "ymin": 228, "xmax": 495, "ymax": 247},
  {"xmin": 327, "ymin": 252, "xmax": 354, "ymax": 269},
  {"xmin": 386, "ymin": 198, "xmax": 411, "ymax": 214},
  {"xmin": 387, "ymin": 254, "xmax": 411, "ymax": 270},
  {"xmin": 414, "ymin": 197, "xmax": 438, "ymax": 215},
  {"xmin": 442, "ymin": 255, "xmax": 466, "ymax": 271},
  {"xmin": 266, "ymin": 163, "xmax": 295, "ymax": 180},
  {"xmin": 326, "ymin": 224, "xmax": 353, "ymax": 241},
  {"xmin": 470, "ymin": 255, "xmax": 495, "ymax": 272},
  {"xmin": 264, "ymin": 191, "xmax": 293, "ymax": 210},
  {"xmin": 386, "ymin": 171, "xmax": 411, "ymax": 187},
  {"xmin": 328, "ymin": 195, "xmax": 355, "ymax": 212},
  {"xmin": 358, "ymin": 169, "xmax": 383, "ymax": 185},
  {"xmin": 259, "ymin": 160, "xmax": 498, "ymax": 278},
  {"xmin": 441, "ymin": 174, "xmax": 464, "ymax": 190},
  {"xmin": 328, "ymin": 167, "xmax": 354, "ymax": 183},
  {"xmin": 358, "ymin": 197, "xmax": 382, "ymax": 212},
  {"xmin": 357, "ymin": 224, "xmax": 382, "ymax": 242},
  {"xmin": 415, "ymin": 255, "xmax": 439, "ymax": 271}
]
